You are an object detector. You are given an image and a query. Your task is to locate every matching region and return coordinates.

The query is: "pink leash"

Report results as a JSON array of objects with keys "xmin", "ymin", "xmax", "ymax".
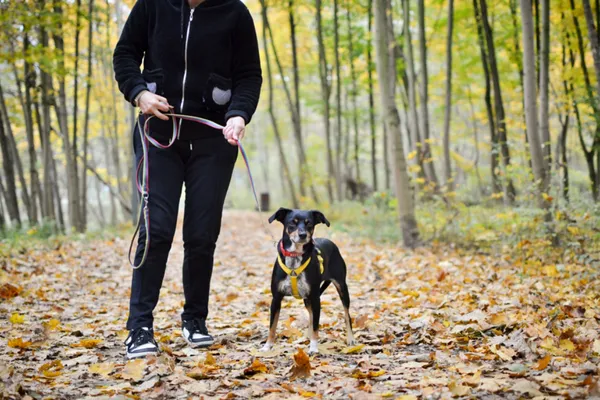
[{"xmin": 129, "ymin": 113, "xmax": 266, "ymax": 269}]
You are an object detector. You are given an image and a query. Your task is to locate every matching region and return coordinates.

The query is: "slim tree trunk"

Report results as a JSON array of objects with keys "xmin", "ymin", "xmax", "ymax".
[
  {"xmin": 73, "ymin": 0, "xmax": 82, "ymax": 196},
  {"xmin": 383, "ymin": 122, "xmax": 390, "ymax": 189},
  {"xmin": 346, "ymin": 2, "xmax": 361, "ymax": 188},
  {"xmin": 583, "ymin": 0, "xmax": 600, "ymax": 98},
  {"xmin": 316, "ymin": 0, "xmax": 335, "ymax": 203},
  {"xmin": 417, "ymin": 0, "xmax": 438, "ymax": 187},
  {"xmin": 261, "ymin": 0, "xmax": 299, "ymax": 208},
  {"xmin": 334, "ymin": 0, "xmax": 343, "ymax": 199},
  {"xmin": 539, "ymin": 0, "xmax": 551, "ymax": 166},
  {"xmin": 467, "ymin": 87, "xmax": 484, "ymax": 197},
  {"xmin": 367, "ymin": 0, "xmax": 377, "ymax": 191},
  {"xmin": 479, "ymin": 0, "xmax": 516, "ymax": 204},
  {"xmin": 81, "ymin": 0, "xmax": 95, "ymax": 230},
  {"xmin": 0, "ymin": 111, "xmax": 21, "ymax": 227},
  {"xmin": 520, "ymin": 0, "xmax": 550, "ymax": 210},
  {"xmin": 443, "ymin": 0, "xmax": 454, "ymax": 191},
  {"xmin": 374, "ymin": 0, "xmax": 419, "ymax": 247},
  {"xmin": 473, "ymin": 0, "xmax": 500, "ymax": 195}
]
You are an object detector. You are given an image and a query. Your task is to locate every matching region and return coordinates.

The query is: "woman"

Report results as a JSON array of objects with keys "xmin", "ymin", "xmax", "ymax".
[{"xmin": 113, "ymin": 0, "xmax": 262, "ymax": 359}]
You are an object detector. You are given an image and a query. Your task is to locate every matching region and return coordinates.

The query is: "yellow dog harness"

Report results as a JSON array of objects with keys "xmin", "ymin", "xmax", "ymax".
[{"xmin": 277, "ymin": 248, "xmax": 324, "ymax": 299}]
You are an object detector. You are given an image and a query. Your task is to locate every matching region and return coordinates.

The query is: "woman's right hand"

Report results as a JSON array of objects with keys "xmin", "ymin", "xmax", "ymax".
[{"xmin": 138, "ymin": 91, "xmax": 172, "ymax": 121}]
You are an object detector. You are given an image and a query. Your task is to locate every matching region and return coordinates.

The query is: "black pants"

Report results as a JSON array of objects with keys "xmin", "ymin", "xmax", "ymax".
[{"xmin": 127, "ymin": 124, "xmax": 238, "ymax": 330}]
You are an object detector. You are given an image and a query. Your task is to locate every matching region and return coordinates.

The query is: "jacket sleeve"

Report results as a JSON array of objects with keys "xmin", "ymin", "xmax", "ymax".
[
  {"xmin": 113, "ymin": 0, "xmax": 149, "ymax": 106},
  {"xmin": 225, "ymin": 6, "xmax": 263, "ymax": 124}
]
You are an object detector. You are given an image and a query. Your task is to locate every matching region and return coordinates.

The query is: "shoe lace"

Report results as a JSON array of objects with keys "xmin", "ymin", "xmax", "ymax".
[
  {"xmin": 130, "ymin": 328, "xmax": 154, "ymax": 346},
  {"xmin": 190, "ymin": 319, "xmax": 208, "ymax": 335}
]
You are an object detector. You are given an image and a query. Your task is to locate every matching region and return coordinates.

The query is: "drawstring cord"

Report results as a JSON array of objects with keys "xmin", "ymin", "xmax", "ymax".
[{"xmin": 129, "ymin": 113, "xmax": 277, "ymax": 269}]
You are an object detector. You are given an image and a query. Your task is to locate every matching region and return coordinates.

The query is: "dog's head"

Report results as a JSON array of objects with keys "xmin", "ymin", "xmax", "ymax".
[{"xmin": 268, "ymin": 208, "xmax": 330, "ymax": 246}]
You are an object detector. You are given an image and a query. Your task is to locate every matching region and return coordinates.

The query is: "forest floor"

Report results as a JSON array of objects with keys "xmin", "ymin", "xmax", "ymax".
[{"xmin": 1, "ymin": 210, "xmax": 599, "ymax": 399}]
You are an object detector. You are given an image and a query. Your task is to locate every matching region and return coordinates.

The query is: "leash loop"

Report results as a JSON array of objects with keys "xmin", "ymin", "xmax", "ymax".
[{"xmin": 128, "ymin": 112, "xmax": 276, "ymax": 270}]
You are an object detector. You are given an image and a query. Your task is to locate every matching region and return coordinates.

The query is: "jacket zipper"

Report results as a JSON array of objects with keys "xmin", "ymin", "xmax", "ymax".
[{"xmin": 179, "ymin": 8, "xmax": 195, "ymax": 130}]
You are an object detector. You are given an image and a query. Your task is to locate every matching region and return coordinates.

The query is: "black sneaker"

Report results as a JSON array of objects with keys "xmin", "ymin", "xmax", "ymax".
[
  {"xmin": 125, "ymin": 327, "xmax": 158, "ymax": 359},
  {"xmin": 182, "ymin": 319, "xmax": 214, "ymax": 348}
]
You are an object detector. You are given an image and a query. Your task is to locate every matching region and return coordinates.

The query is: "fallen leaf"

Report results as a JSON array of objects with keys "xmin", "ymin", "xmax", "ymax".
[
  {"xmin": 43, "ymin": 319, "xmax": 61, "ymax": 331},
  {"xmin": 121, "ymin": 359, "xmax": 146, "ymax": 381},
  {"xmin": 39, "ymin": 360, "xmax": 63, "ymax": 378},
  {"xmin": 448, "ymin": 380, "xmax": 470, "ymax": 396},
  {"xmin": 341, "ymin": 344, "xmax": 364, "ymax": 354},
  {"xmin": 204, "ymin": 352, "xmax": 216, "ymax": 365},
  {"xmin": 0, "ymin": 283, "xmax": 21, "ymax": 299},
  {"xmin": 534, "ymin": 354, "xmax": 551, "ymax": 371},
  {"xmin": 559, "ymin": 339, "xmax": 575, "ymax": 352},
  {"xmin": 289, "ymin": 348, "xmax": 311, "ymax": 380},
  {"xmin": 71, "ymin": 338, "xmax": 103, "ymax": 349},
  {"xmin": 8, "ymin": 338, "xmax": 33, "ymax": 349},
  {"xmin": 243, "ymin": 359, "xmax": 269, "ymax": 376},
  {"xmin": 9, "ymin": 313, "xmax": 25, "ymax": 324},
  {"xmin": 89, "ymin": 362, "xmax": 114, "ymax": 377},
  {"xmin": 511, "ymin": 379, "xmax": 543, "ymax": 397}
]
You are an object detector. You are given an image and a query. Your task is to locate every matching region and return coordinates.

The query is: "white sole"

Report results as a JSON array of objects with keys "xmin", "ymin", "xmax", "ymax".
[
  {"xmin": 126, "ymin": 349, "xmax": 158, "ymax": 359},
  {"xmin": 182, "ymin": 331, "xmax": 214, "ymax": 348}
]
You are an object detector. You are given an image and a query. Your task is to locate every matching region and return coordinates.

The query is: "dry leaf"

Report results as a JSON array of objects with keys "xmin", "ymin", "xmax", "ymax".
[
  {"xmin": 43, "ymin": 319, "xmax": 61, "ymax": 331},
  {"xmin": 89, "ymin": 362, "xmax": 114, "ymax": 377},
  {"xmin": 534, "ymin": 354, "xmax": 551, "ymax": 371},
  {"xmin": 448, "ymin": 380, "xmax": 470, "ymax": 396},
  {"xmin": 0, "ymin": 283, "xmax": 21, "ymax": 300},
  {"xmin": 121, "ymin": 359, "xmax": 146, "ymax": 381},
  {"xmin": 341, "ymin": 344, "xmax": 364, "ymax": 354},
  {"xmin": 39, "ymin": 360, "xmax": 63, "ymax": 378},
  {"xmin": 8, "ymin": 338, "xmax": 33, "ymax": 349},
  {"xmin": 71, "ymin": 338, "xmax": 103, "ymax": 349},
  {"xmin": 243, "ymin": 359, "xmax": 269, "ymax": 376},
  {"xmin": 204, "ymin": 352, "xmax": 216, "ymax": 365},
  {"xmin": 9, "ymin": 313, "xmax": 25, "ymax": 324},
  {"xmin": 289, "ymin": 348, "xmax": 311, "ymax": 380}
]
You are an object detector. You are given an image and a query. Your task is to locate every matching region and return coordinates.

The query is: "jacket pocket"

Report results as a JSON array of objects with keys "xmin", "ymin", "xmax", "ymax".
[
  {"xmin": 142, "ymin": 68, "xmax": 164, "ymax": 95},
  {"xmin": 202, "ymin": 73, "xmax": 232, "ymax": 112}
]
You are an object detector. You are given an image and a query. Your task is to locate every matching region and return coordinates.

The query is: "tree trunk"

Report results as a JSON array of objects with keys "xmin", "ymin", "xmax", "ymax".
[
  {"xmin": 520, "ymin": 0, "xmax": 550, "ymax": 209},
  {"xmin": 261, "ymin": 0, "xmax": 299, "ymax": 208},
  {"xmin": 0, "ymin": 79, "xmax": 33, "ymax": 224},
  {"xmin": 417, "ymin": 0, "xmax": 438, "ymax": 187},
  {"xmin": 73, "ymin": 0, "xmax": 82, "ymax": 199},
  {"xmin": 583, "ymin": 0, "xmax": 600, "ymax": 98},
  {"xmin": 479, "ymin": 0, "xmax": 516, "ymax": 204},
  {"xmin": 374, "ymin": 0, "xmax": 419, "ymax": 247},
  {"xmin": 367, "ymin": 0, "xmax": 377, "ymax": 192},
  {"xmin": 473, "ymin": 0, "xmax": 500, "ymax": 195},
  {"xmin": 81, "ymin": 0, "xmax": 95, "ymax": 230},
  {"xmin": 0, "ymin": 110, "xmax": 21, "ymax": 227},
  {"xmin": 346, "ymin": 2, "xmax": 361, "ymax": 189},
  {"xmin": 334, "ymin": 0, "xmax": 343, "ymax": 199},
  {"xmin": 467, "ymin": 87, "xmax": 484, "ymax": 197},
  {"xmin": 442, "ymin": 0, "xmax": 454, "ymax": 191},
  {"xmin": 383, "ymin": 122, "xmax": 390, "ymax": 190},
  {"xmin": 539, "ymin": 0, "xmax": 551, "ymax": 166},
  {"xmin": 52, "ymin": 0, "xmax": 82, "ymax": 232},
  {"xmin": 316, "ymin": 0, "xmax": 335, "ymax": 203}
]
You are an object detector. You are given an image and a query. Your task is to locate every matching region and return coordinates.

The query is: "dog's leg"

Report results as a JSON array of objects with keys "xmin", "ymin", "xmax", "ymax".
[
  {"xmin": 308, "ymin": 292, "xmax": 320, "ymax": 354},
  {"xmin": 333, "ymin": 280, "xmax": 355, "ymax": 346},
  {"xmin": 262, "ymin": 294, "xmax": 283, "ymax": 351},
  {"xmin": 304, "ymin": 299, "xmax": 313, "ymax": 340}
]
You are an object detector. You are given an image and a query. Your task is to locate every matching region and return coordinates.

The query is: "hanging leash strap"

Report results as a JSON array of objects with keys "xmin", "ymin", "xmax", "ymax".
[
  {"xmin": 129, "ymin": 113, "xmax": 275, "ymax": 270},
  {"xmin": 277, "ymin": 244, "xmax": 325, "ymax": 300}
]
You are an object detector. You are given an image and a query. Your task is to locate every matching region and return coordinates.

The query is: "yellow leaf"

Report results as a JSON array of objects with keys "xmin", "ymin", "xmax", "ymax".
[
  {"xmin": 204, "ymin": 352, "xmax": 216, "ymax": 365},
  {"xmin": 300, "ymin": 391, "xmax": 317, "ymax": 397},
  {"xmin": 593, "ymin": 339, "xmax": 600, "ymax": 354},
  {"xmin": 289, "ymin": 348, "xmax": 311, "ymax": 380},
  {"xmin": 121, "ymin": 359, "xmax": 146, "ymax": 381},
  {"xmin": 43, "ymin": 319, "xmax": 61, "ymax": 331},
  {"xmin": 407, "ymin": 150, "xmax": 417, "ymax": 160},
  {"xmin": 71, "ymin": 339, "xmax": 103, "ymax": 349},
  {"xmin": 39, "ymin": 360, "xmax": 63, "ymax": 378},
  {"xmin": 243, "ymin": 359, "xmax": 269, "ymax": 376},
  {"xmin": 89, "ymin": 363, "xmax": 114, "ymax": 377},
  {"xmin": 534, "ymin": 354, "xmax": 551, "ymax": 371},
  {"xmin": 542, "ymin": 193, "xmax": 553, "ymax": 202},
  {"xmin": 341, "ymin": 344, "xmax": 364, "ymax": 354},
  {"xmin": 396, "ymin": 396, "xmax": 418, "ymax": 400},
  {"xmin": 8, "ymin": 338, "xmax": 33, "ymax": 349},
  {"xmin": 567, "ymin": 226, "xmax": 580, "ymax": 235},
  {"xmin": 9, "ymin": 313, "xmax": 25, "ymax": 324},
  {"xmin": 559, "ymin": 339, "xmax": 575, "ymax": 352},
  {"xmin": 448, "ymin": 380, "xmax": 471, "ymax": 396},
  {"xmin": 543, "ymin": 265, "xmax": 559, "ymax": 277}
]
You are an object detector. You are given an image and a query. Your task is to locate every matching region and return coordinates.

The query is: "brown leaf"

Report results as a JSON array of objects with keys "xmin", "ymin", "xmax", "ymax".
[
  {"xmin": 534, "ymin": 354, "xmax": 551, "ymax": 371},
  {"xmin": 243, "ymin": 359, "xmax": 269, "ymax": 376},
  {"xmin": 289, "ymin": 348, "xmax": 311, "ymax": 380},
  {"xmin": 354, "ymin": 314, "xmax": 369, "ymax": 329},
  {"xmin": 0, "ymin": 283, "xmax": 21, "ymax": 300},
  {"xmin": 39, "ymin": 360, "xmax": 63, "ymax": 378},
  {"xmin": 121, "ymin": 359, "xmax": 146, "ymax": 381},
  {"xmin": 71, "ymin": 338, "xmax": 103, "ymax": 349}
]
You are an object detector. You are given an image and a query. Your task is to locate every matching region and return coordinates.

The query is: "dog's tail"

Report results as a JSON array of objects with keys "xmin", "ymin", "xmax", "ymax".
[{"xmin": 320, "ymin": 281, "xmax": 332, "ymax": 295}]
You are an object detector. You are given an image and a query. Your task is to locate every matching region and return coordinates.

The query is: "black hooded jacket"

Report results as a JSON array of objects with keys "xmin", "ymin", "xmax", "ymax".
[{"xmin": 113, "ymin": 0, "xmax": 262, "ymax": 139}]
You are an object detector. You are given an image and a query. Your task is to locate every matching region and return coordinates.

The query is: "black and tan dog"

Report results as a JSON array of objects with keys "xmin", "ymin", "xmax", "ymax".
[{"xmin": 261, "ymin": 208, "xmax": 355, "ymax": 354}]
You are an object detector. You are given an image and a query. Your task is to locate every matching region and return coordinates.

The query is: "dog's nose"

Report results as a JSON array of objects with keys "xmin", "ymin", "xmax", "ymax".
[{"xmin": 299, "ymin": 232, "xmax": 307, "ymax": 240}]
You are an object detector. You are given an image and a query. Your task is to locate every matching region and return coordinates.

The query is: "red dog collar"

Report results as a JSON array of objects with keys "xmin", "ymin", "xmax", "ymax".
[{"xmin": 279, "ymin": 241, "xmax": 304, "ymax": 258}]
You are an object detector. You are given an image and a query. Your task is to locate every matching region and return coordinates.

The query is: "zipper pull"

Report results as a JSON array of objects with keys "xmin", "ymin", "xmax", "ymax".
[{"xmin": 190, "ymin": 8, "xmax": 195, "ymax": 21}]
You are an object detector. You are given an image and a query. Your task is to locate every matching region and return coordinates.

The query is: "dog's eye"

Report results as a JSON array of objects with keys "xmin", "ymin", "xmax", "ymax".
[
  {"xmin": 292, "ymin": 218, "xmax": 299, "ymax": 224},
  {"xmin": 305, "ymin": 220, "xmax": 310, "ymax": 225}
]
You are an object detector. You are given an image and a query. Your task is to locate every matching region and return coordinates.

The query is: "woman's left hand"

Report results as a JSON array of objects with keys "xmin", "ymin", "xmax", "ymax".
[{"xmin": 223, "ymin": 116, "xmax": 246, "ymax": 145}]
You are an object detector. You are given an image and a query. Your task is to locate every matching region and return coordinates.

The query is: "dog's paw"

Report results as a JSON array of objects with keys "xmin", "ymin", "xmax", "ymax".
[
  {"xmin": 260, "ymin": 343, "xmax": 273, "ymax": 352},
  {"xmin": 346, "ymin": 337, "xmax": 356, "ymax": 346},
  {"xmin": 308, "ymin": 341, "xmax": 319, "ymax": 354}
]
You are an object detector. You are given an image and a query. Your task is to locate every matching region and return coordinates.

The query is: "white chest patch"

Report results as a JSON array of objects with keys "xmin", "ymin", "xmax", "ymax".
[{"xmin": 278, "ymin": 256, "xmax": 311, "ymax": 299}]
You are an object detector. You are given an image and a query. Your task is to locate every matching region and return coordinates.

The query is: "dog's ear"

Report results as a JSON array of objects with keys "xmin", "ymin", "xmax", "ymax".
[
  {"xmin": 311, "ymin": 210, "xmax": 330, "ymax": 227},
  {"xmin": 268, "ymin": 207, "xmax": 292, "ymax": 224}
]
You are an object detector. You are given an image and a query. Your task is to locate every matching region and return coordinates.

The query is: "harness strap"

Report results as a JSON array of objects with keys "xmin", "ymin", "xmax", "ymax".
[
  {"xmin": 277, "ymin": 255, "xmax": 312, "ymax": 299},
  {"xmin": 129, "ymin": 113, "xmax": 275, "ymax": 270}
]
